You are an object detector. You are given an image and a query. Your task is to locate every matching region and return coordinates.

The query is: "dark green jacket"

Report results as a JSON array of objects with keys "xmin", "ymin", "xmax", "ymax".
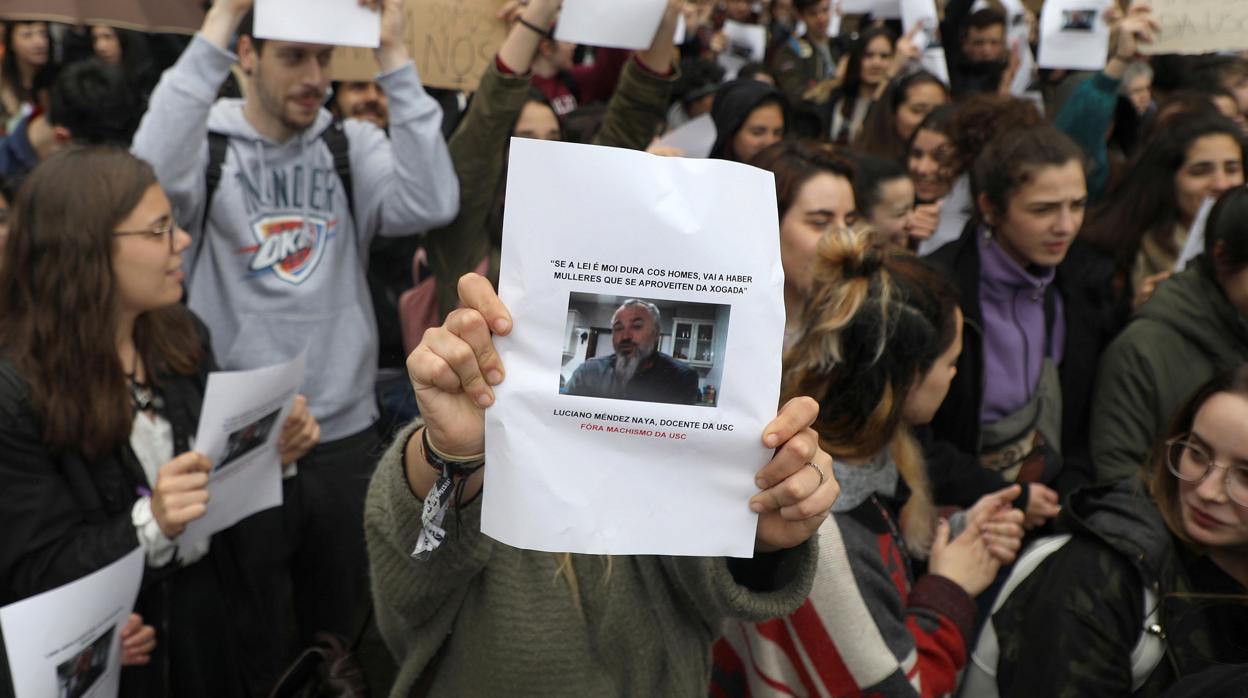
[
  {"xmin": 1091, "ymin": 259, "xmax": 1248, "ymax": 483},
  {"xmin": 422, "ymin": 58, "xmax": 677, "ymax": 319},
  {"xmin": 993, "ymin": 481, "xmax": 1248, "ymax": 697}
]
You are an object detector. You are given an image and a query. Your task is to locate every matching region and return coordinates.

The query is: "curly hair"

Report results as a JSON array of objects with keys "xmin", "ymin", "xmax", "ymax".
[{"xmin": 950, "ymin": 93, "xmax": 1044, "ymax": 178}]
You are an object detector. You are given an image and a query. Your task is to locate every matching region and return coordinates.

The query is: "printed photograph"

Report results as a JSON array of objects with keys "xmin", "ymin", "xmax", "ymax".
[
  {"xmin": 559, "ymin": 293, "xmax": 731, "ymax": 408},
  {"xmin": 1060, "ymin": 9, "xmax": 1097, "ymax": 32},
  {"xmin": 217, "ymin": 408, "xmax": 282, "ymax": 471},
  {"xmin": 55, "ymin": 625, "xmax": 113, "ymax": 698}
]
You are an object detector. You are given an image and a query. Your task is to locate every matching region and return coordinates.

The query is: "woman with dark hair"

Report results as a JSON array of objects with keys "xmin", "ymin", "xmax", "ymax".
[
  {"xmin": 1083, "ymin": 114, "xmax": 1245, "ymax": 310},
  {"xmin": 854, "ymin": 70, "xmax": 948, "ymax": 163},
  {"xmin": 0, "ymin": 21, "xmax": 52, "ymax": 131},
  {"xmin": 750, "ymin": 140, "xmax": 855, "ymax": 340},
  {"xmin": 1094, "ymin": 186, "xmax": 1248, "ymax": 484},
  {"xmin": 422, "ymin": 0, "xmax": 680, "ymax": 319},
  {"xmin": 0, "ymin": 147, "xmax": 320, "ymax": 696},
  {"xmin": 90, "ymin": 25, "xmax": 159, "ymax": 101},
  {"xmin": 907, "ymin": 104, "xmax": 956, "ymax": 243},
  {"xmin": 714, "ymin": 228, "xmax": 1025, "ymax": 696},
  {"xmin": 854, "ymin": 153, "xmax": 915, "ymax": 249},
  {"xmin": 978, "ymin": 367, "xmax": 1248, "ymax": 695},
  {"xmin": 925, "ymin": 125, "xmax": 1120, "ymax": 531},
  {"xmin": 708, "ymin": 78, "xmax": 787, "ymax": 162},
  {"xmin": 823, "ymin": 26, "xmax": 897, "ymax": 144}
]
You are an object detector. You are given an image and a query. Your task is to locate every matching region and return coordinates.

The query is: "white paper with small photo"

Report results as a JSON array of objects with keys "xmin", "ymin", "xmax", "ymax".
[
  {"xmin": 718, "ymin": 20, "xmax": 768, "ymax": 80},
  {"xmin": 255, "ymin": 0, "xmax": 380, "ymax": 48},
  {"xmin": 1037, "ymin": 0, "xmax": 1112, "ymax": 71},
  {"xmin": 555, "ymin": 0, "xmax": 669, "ymax": 50},
  {"xmin": 1, "ymin": 548, "xmax": 144, "ymax": 698},
  {"xmin": 658, "ymin": 113, "xmax": 717, "ymax": 158},
  {"xmin": 179, "ymin": 354, "xmax": 306, "ymax": 548},
  {"xmin": 901, "ymin": 0, "xmax": 949, "ymax": 85},
  {"xmin": 484, "ymin": 138, "xmax": 784, "ymax": 557}
]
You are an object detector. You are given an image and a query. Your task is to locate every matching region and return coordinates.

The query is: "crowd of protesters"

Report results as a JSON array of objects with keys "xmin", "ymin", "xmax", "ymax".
[{"xmin": 0, "ymin": 0, "xmax": 1245, "ymax": 695}]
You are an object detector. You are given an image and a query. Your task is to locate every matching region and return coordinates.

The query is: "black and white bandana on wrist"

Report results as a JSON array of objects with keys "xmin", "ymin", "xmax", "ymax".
[{"xmin": 411, "ymin": 428, "xmax": 485, "ymax": 560}]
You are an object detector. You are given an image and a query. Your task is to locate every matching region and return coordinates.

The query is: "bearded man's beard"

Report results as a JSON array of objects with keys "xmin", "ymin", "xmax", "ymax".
[{"xmin": 613, "ymin": 342, "xmax": 655, "ymax": 385}]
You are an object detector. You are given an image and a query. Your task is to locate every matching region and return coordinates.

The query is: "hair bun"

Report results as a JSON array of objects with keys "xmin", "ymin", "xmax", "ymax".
[{"xmin": 817, "ymin": 227, "xmax": 884, "ymax": 281}]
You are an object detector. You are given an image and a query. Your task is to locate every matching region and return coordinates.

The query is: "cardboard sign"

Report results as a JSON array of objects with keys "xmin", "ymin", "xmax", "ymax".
[
  {"xmin": 332, "ymin": 0, "xmax": 508, "ymax": 90},
  {"xmin": 1145, "ymin": 0, "xmax": 1248, "ymax": 55}
]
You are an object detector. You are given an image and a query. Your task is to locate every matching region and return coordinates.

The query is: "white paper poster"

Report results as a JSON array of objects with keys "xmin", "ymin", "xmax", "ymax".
[
  {"xmin": 484, "ymin": 139, "xmax": 785, "ymax": 557},
  {"xmin": 901, "ymin": 0, "xmax": 949, "ymax": 85},
  {"xmin": 916, "ymin": 174, "xmax": 973, "ymax": 257},
  {"xmin": 1037, "ymin": 0, "xmax": 1112, "ymax": 72},
  {"xmin": 658, "ymin": 113, "xmax": 717, "ymax": 158},
  {"xmin": 555, "ymin": 0, "xmax": 668, "ymax": 50},
  {"xmin": 718, "ymin": 19, "xmax": 768, "ymax": 80},
  {"xmin": 1, "ymin": 549, "xmax": 144, "ymax": 698},
  {"xmin": 255, "ymin": 0, "xmax": 380, "ymax": 48},
  {"xmin": 1175, "ymin": 197, "xmax": 1216, "ymax": 273},
  {"xmin": 180, "ymin": 355, "xmax": 305, "ymax": 547}
]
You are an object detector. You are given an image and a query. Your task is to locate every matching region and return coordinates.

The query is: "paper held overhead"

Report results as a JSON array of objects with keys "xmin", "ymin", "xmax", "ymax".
[
  {"xmin": 331, "ymin": 0, "xmax": 509, "ymax": 89},
  {"xmin": 841, "ymin": 0, "xmax": 901, "ymax": 20},
  {"xmin": 1144, "ymin": 0, "xmax": 1248, "ymax": 55},
  {"xmin": 657, "ymin": 113, "xmax": 717, "ymax": 159},
  {"xmin": 255, "ymin": 0, "xmax": 380, "ymax": 48},
  {"xmin": 554, "ymin": 0, "xmax": 669, "ymax": 50},
  {"xmin": 483, "ymin": 138, "xmax": 785, "ymax": 557},
  {"xmin": 1036, "ymin": 0, "xmax": 1112, "ymax": 71}
]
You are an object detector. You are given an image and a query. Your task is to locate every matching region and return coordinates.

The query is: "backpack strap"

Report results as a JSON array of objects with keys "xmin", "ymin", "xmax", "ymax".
[
  {"xmin": 320, "ymin": 121, "xmax": 355, "ymax": 225},
  {"xmin": 197, "ymin": 131, "xmax": 231, "ymax": 267},
  {"xmin": 1129, "ymin": 586, "xmax": 1165, "ymax": 691}
]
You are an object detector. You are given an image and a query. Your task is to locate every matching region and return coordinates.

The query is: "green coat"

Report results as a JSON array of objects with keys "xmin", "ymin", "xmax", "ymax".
[
  {"xmin": 422, "ymin": 59, "xmax": 677, "ymax": 319},
  {"xmin": 364, "ymin": 421, "xmax": 818, "ymax": 697},
  {"xmin": 1090, "ymin": 260, "xmax": 1248, "ymax": 483}
]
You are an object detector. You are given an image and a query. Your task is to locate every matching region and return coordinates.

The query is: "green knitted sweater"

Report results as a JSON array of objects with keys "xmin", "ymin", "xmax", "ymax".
[{"xmin": 365, "ymin": 422, "xmax": 818, "ymax": 696}]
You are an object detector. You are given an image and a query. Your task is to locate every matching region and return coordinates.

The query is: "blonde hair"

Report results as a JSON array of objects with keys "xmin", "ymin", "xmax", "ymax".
[{"xmin": 782, "ymin": 228, "xmax": 958, "ymax": 556}]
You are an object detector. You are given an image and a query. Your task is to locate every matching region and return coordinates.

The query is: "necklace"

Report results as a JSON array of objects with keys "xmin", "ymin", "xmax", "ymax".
[
  {"xmin": 126, "ymin": 353, "xmax": 164, "ymax": 415},
  {"xmin": 870, "ymin": 494, "xmax": 914, "ymax": 581}
]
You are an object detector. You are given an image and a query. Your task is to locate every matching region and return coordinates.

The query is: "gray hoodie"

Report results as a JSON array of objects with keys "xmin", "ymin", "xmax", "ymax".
[{"xmin": 133, "ymin": 36, "xmax": 459, "ymax": 441}]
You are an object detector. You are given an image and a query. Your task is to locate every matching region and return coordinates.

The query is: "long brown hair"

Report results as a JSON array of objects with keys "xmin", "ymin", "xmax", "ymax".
[
  {"xmin": 0, "ymin": 147, "xmax": 202, "ymax": 459},
  {"xmin": 782, "ymin": 229, "xmax": 959, "ymax": 554}
]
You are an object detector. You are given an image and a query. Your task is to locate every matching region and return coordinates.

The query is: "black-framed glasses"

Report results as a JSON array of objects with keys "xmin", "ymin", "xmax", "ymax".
[
  {"xmin": 113, "ymin": 211, "xmax": 178, "ymax": 253},
  {"xmin": 1165, "ymin": 436, "xmax": 1248, "ymax": 508}
]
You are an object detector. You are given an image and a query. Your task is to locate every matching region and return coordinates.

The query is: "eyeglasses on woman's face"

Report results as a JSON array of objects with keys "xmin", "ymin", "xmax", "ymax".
[
  {"xmin": 113, "ymin": 210, "xmax": 178, "ymax": 253},
  {"xmin": 1167, "ymin": 436, "xmax": 1248, "ymax": 508}
]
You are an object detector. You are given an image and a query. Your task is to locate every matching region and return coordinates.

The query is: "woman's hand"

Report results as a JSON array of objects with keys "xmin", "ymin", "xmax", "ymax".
[
  {"xmin": 1132, "ymin": 270, "xmax": 1171, "ymax": 311},
  {"xmin": 908, "ymin": 201, "xmax": 941, "ymax": 242},
  {"xmin": 966, "ymin": 485, "xmax": 1026, "ymax": 563},
  {"xmin": 1023, "ymin": 482, "xmax": 1061, "ymax": 530},
  {"xmin": 119, "ymin": 614, "xmax": 156, "ymax": 666},
  {"xmin": 751, "ymin": 397, "xmax": 839, "ymax": 553},
  {"xmin": 928, "ymin": 516, "xmax": 1001, "ymax": 597},
  {"xmin": 278, "ymin": 395, "xmax": 321, "ymax": 465},
  {"xmin": 151, "ymin": 452, "xmax": 212, "ymax": 539},
  {"xmin": 407, "ymin": 273, "xmax": 511, "ymax": 459}
]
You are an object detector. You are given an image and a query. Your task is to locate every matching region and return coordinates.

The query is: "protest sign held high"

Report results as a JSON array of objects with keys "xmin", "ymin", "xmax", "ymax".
[
  {"xmin": 1144, "ymin": 0, "xmax": 1248, "ymax": 55},
  {"xmin": 333, "ymin": 0, "xmax": 508, "ymax": 89}
]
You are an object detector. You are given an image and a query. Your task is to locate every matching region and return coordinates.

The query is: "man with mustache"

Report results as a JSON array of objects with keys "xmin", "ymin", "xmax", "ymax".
[
  {"xmin": 565, "ymin": 300, "xmax": 701, "ymax": 405},
  {"xmin": 332, "ymin": 79, "xmax": 389, "ymax": 129},
  {"xmin": 131, "ymin": 0, "xmax": 458, "ymax": 646}
]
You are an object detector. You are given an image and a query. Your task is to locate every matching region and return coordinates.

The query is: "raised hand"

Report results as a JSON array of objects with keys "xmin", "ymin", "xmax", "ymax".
[{"xmin": 751, "ymin": 397, "xmax": 840, "ymax": 552}]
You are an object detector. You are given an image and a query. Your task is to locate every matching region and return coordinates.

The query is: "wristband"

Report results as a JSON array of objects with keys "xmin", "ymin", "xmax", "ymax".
[
  {"xmin": 517, "ymin": 16, "xmax": 553, "ymax": 39},
  {"xmin": 411, "ymin": 427, "xmax": 484, "ymax": 561}
]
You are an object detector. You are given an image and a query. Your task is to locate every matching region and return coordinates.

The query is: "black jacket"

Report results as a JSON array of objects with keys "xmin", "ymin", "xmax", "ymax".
[
  {"xmin": 0, "ymin": 330, "xmax": 294, "ymax": 697},
  {"xmin": 924, "ymin": 226, "xmax": 1123, "ymax": 509},
  {"xmin": 993, "ymin": 481, "xmax": 1248, "ymax": 696}
]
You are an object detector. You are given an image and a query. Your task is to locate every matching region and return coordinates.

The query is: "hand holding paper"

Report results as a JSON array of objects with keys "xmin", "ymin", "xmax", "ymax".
[
  {"xmin": 119, "ymin": 614, "xmax": 157, "ymax": 667},
  {"xmin": 151, "ymin": 452, "xmax": 213, "ymax": 539},
  {"xmin": 278, "ymin": 395, "xmax": 322, "ymax": 465},
  {"xmin": 751, "ymin": 397, "xmax": 838, "ymax": 553}
]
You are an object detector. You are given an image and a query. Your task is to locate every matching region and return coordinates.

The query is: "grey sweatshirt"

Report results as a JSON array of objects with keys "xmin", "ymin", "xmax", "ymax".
[{"xmin": 132, "ymin": 36, "xmax": 459, "ymax": 441}]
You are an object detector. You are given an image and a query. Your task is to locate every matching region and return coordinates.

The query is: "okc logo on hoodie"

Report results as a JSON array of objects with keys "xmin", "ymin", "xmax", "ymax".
[{"xmin": 239, "ymin": 214, "xmax": 336, "ymax": 285}]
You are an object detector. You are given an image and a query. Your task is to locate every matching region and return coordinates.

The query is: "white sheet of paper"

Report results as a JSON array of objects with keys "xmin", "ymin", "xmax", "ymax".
[
  {"xmin": 718, "ymin": 19, "xmax": 768, "ymax": 79},
  {"xmin": 1175, "ymin": 197, "xmax": 1215, "ymax": 273},
  {"xmin": 483, "ymin": 139, "xmax": 784, "ymax": 557},
  {"xmin": 842, "ymin": 0, "xmax": 901, "ymax": 19},
  {"xmin": 1, "ymin": 549, "xmax": 144, "ymax": 698},
  {"xmin": 901, "ymin": 0, "xmax": 949, "ymax": 85},
  {"xmin": 658, "ymin": 113, "xmax": 717, "ymax": 158},
  {"xmin": 917, "ymin": 175, "xmax": 972, "ymax": 257},
  {"xmin": 1037, "ymin": 0, "xmax": 1111, "ymax": 72},
  {"xmin": 180, "ymin": 355, "xmax": 306, "ymax": 547},
  {"xmin": 555, "ymin": 0, "xmax": 668, "ymax": 50},
  {"xmin": 828, "ymin": 6, "xmax": 843, "ymax": 38},
  {"xmin": 254, "ymin": 0, "xmax": 380, "ymax": 48},
  {"xmin": 674, "ymin": 13, "xmax": 687, "ymax": 45}
]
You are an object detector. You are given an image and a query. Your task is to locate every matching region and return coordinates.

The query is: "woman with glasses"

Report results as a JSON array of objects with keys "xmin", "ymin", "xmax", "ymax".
[
  {"xmin": 0, "ymin": 147, "xmax": 320, "ymax": 697},
  {"xmin": 975, "ymin": 365, "xmax": 1248, "ymax": 695}
]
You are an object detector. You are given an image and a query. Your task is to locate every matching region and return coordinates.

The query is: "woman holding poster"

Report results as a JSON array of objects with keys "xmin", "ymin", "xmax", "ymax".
[
  {"xmin": 0, "ymin": 148, "xmax": 319, "ymax": 697},
  {"xmin": 366, "ymin": 273, "xmax": 838, "ymax": 695}
]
